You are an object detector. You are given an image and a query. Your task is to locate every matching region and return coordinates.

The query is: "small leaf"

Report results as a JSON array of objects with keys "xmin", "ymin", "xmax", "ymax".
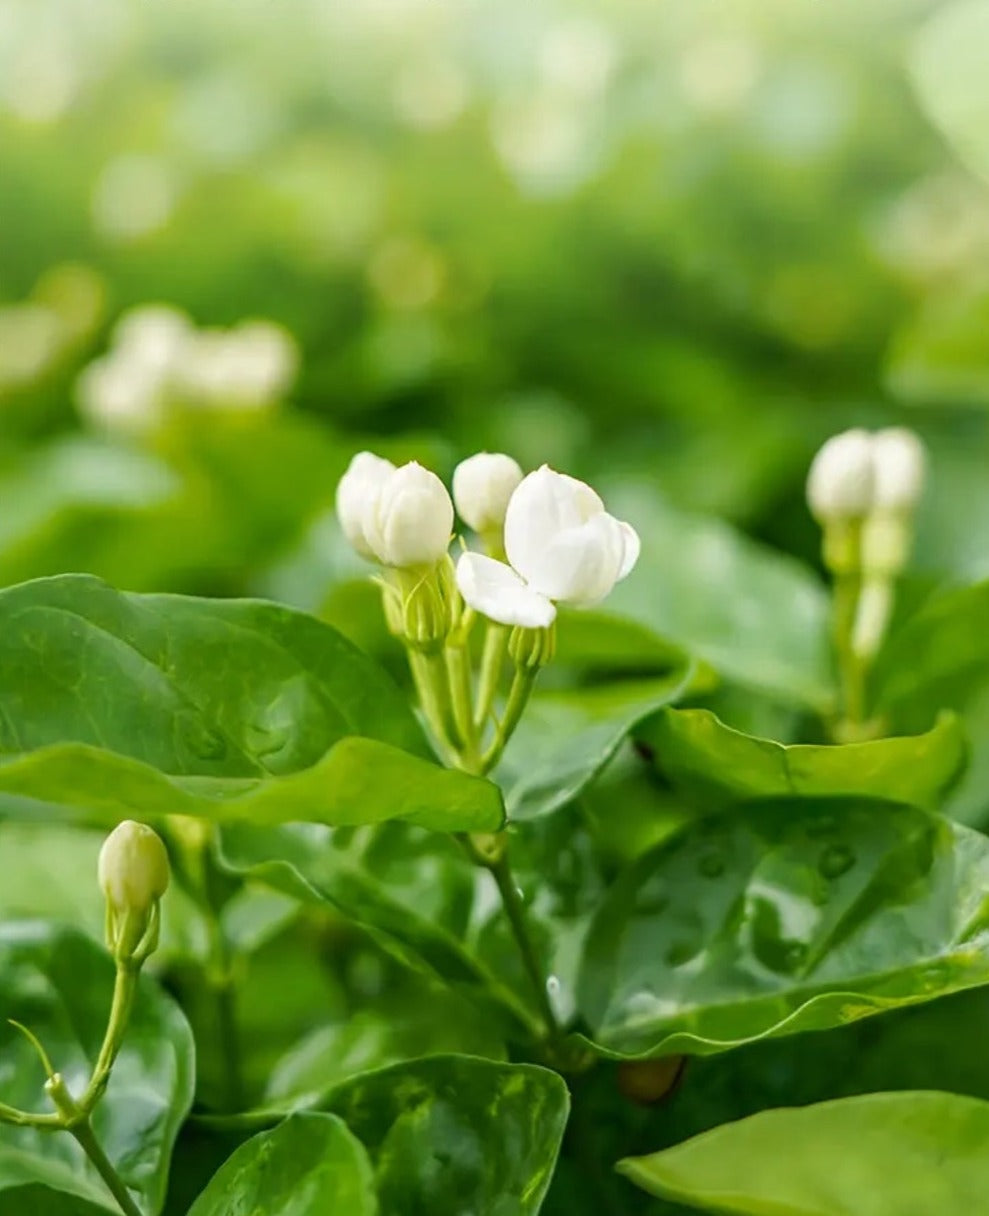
[
  {"xmin": 323, "ymin": 1056, "xmax": 570, "ymax": 1216},
  {"xmin": 0, "ymin": 922, "xmax": 194, "ymax": 1215},
  {"xmin": 0, "ymin": 575, "xmax": 502, "ymax": 834},
  {"xmin": 578, "ymin": 796, "xmax": 989, "ymax": 1059},
  {"xmin": 496, "ymin": 673, "xmax": 694, "ymax": 823},
  {"xmin": 188, "ymin": 1113, "xmax": 377, "ymax": 1216},
  {"xmin": 642, "ymin": 706, "xmax": 965, "ymax": 810},
  {"xmin": 618, "ymin": 1091, "xmax": 989, "ymax": 1215}
]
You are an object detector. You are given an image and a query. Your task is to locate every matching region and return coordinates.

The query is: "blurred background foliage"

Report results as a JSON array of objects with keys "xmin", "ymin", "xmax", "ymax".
[{"xmin": 2, "ymin": 0, "xmax": 989, "ymax": 605}]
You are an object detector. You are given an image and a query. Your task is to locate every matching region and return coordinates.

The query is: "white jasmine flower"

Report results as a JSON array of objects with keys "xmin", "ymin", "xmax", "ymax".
[
  {"xmin": 870, "ymin": 427, "xmax": 925, "ymax": 513},
  {"xmin": 456, "ymin": 465, "xmax": 639, "ymax": 627},
  {"xmin": 337, "ymin": 457, "xmax": 454, "ymax": 568},
  {"xmin": 452, "ymin": 452, "xmax": 523, "ymax": 535},
  {"xmin": 335, "ymin": 451, "xmax": 397, "ymax": 561}
]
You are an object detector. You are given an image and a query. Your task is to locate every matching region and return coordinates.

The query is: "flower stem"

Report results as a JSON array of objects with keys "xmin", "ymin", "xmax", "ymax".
[
  {"xmin": 445, "ymin": 641, "xmax": 478, "ymax": 764},
  {"xmin": 486, "ymin": 852, "xmax": 562, "ymax": 1044},
  {"xmin": 481, "ymin": 665, "xmax": 537, "ymax": 773},
  {"xmin": 408, "ymin": 650, "xmax": 460, "ymax": 764},
  {"xmin": 833, "ymin": 571, "xmax": 865, "ymax": 732},
  {"xmin": 71, "ymin": 1118, "xmax": 144, "ymax": 1216},
  {"xmin": 474, "ymin": 622, "xmax": 508, "ymax": 733},
  {"xmin": 80, "ymin": 963, "xmax": 138, "ymax": 1113}
]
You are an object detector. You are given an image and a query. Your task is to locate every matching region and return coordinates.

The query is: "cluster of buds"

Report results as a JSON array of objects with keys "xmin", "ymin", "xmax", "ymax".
[
  {"xmin": 76, "ymin": 304, "xmax": 298, "ymax": 436},
  {"xmin": 807, "ymin": 426, "xmax": 926, "ymax": 698},
  {"xmin": 336, "ymin": 450, "xmax": 640, "ymax": 770}
]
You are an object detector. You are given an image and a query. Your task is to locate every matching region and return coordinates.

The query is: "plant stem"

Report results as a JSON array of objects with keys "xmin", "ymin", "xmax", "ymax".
[
  {"xmin": 445, "ymin": 641, "xmax": 478, "ymax": 764},
  {"xmin": 486, "ymin": 852, "xmax": 562, "ymax": 1044},
  {"xmin": 481, "ymin": 666, "xmax": 537, "ymax": 772},
  {"xmin": 408, "ymin": 649, "xmax": 459, "ymax": 764},
  {"xmin": 81, "ymin": 964, "xmax": 138, "ymax": 1112},
  {"xmin": 833, "ymin": 571, "xmax": 865, "ymax": 730},
  {"xmin": 474, "ymin": 622, "xmax": 508, "ymax": 733},
  {"xmin": 70, "ymin": 1118, "xmax": 144, "ymax": 1216},
  {"xmin": 204, "ymin": 901, "xmax": 243, "ymax": 1112}
]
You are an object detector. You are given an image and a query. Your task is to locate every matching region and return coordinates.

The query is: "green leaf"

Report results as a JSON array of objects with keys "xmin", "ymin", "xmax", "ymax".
[
  {"xmin": 578, "ymin": 796, "xmax": 989, "ymax": 1059},
  {"xmin": 0, "ymin": 574, "xmax": 502, "ymax": 834},
  {"xmin": 618, "ymin": 1091, "xmax": 989, "ymax": 1215},
  {"xmin": 496, "ymin": 673, "xmax": 694, "ymax": 823},
  {"xmin": 323, "ymin": 1056, "xmax": 570, "ymax": 1216},
  {"xmin": 188, "ymin": 1113, "xmax": 377, "ymax": 1216},
  {"xmin": 909, "ymin": 0, "xmax": 989, "ymax": 189},
  {"xmin": 0, "ymin": 922, "xmax": 195, "ymax": 1215},
  {"xmin": 642, "ymin": 707, "xmax": 965, "ymax": 811},
  {"xmin": 599, "ymin": 484, "xmax": 832, "ymax": 711},
  {"xmin": 874, "ymin": 581, "xmax": 989, "ymax": 825}
]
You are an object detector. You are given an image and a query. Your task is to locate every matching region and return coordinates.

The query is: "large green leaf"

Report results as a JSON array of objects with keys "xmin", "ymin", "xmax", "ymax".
[
  {"xmin": 0, "ymin": 575, "xmax": 501, "ymax": 834},
  {"xmin": 618, "ymin": 1091, "xmax": 989, "ymax": 1215},
  {"xmin": 874, "ymin": 580, "xmax": 989, "ymax": 825},
  {"xmin": 578, "ymin": 796, "xmax": 989, "ymax": 1058},
  {"xmin": 496, "ymin": 673, "xmax": 694, "ymax": 822},
  {"xmin": 188, "ymin": 1113, "xmax": 377, "ymax": 1216},
  {"xmin": 641, "ymin": 707, "xmax": 965, "ymax": 811},
  {"xmin": 598, "ymin": 483, "xmax": 832, "ymax": 711},
  {"xmin": 0, "ymin": 922, "xmax": 195, "ymax": 1216},
  {"xmin": 323, "ymin": 1056, "xmax": 569, "ymax": 1216}
]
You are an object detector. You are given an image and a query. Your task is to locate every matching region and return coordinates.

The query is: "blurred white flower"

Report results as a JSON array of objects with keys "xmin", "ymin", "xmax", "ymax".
[
  {"xmin": 91, "ymin": 154, "xmax": 181, "ymax": 242},
  {"xmin": 870, "ymin": 427, "xmax": 926, "ymax": 513},
  {"xmin": 178, "ymin": 321, "xmax": 298, "ymax": 408},
  {"xmin": 806, "ymin": 429, "xmax": 876, "ymax": 522},
  {"xmin": 452, "ymin": 452, "xmax": 523, "ymax": 535},
  {"xmin": 456, "ymin": 465, "xmax": 639, "ymax": 627}
]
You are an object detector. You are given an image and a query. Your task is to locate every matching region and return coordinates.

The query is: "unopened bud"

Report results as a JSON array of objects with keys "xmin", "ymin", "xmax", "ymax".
[
  {"xmin": 99, "ymin": 820, "xmax": 169, "ymax": 964},
  {"xmin": 806, "ymin": 429, "xmax": 875, "ymax": 523},
  {"xmin": 452, "ymin": 452, "xmax": 523, "ymax": 538},
  {"xmin": 871, "ymin": 428, "xmax": 925, "ymax": 514},
  {"xmin": 364, "ymin": 461, "xmax": 454, "ymax": 568},
  {"xmin": 508, "ymin": 622, "xmax": 557, "ymax": 671}
]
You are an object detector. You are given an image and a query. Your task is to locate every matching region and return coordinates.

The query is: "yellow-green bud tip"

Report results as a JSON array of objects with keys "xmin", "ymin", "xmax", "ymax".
[{"xmin": 98, "ymin": 820, "xmax": 170, "ymax": 915}]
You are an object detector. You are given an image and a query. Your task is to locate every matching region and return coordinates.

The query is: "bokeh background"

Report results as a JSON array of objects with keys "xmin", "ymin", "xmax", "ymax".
[{"xmin": 3, "ymin": 0, "xmax": 989, "ymax": 611}]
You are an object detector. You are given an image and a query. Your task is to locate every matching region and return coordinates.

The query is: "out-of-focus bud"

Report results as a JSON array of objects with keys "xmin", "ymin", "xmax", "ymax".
[
  {"xmin": 363, "ymin": 461, "xmax": 454, "ymax": 568},
  {"xmin": 452, "ymin": 452, "xmax": 523, "ymax": 538},
  {"xmin": 336, "ymin": 451, "xmax": 397, "ymax": 561},
  {"xmin": 806, "ymin": 429, "xmax": 876, "ymax": 523},
  {"xmin": 870, "ymin": 427, "xmax": 926, "ymax": 514},
  {"xmin": 99, "ymin": 820, "xmax": 170, "ymax": 965}
]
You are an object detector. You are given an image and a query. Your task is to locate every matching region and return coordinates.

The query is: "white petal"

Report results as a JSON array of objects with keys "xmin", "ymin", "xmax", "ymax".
[
  {"xmin": 527, "ymin": 512, "xmax": 627, "ymax": 605},
  {"xmin": 617, "ymin": 520, "xmax": 640, "ymax": 580},
  {"xmin": 504, "ymin": 465, "xmax": 604, "ymax": 584},
  {"xmin": 335, "ymin": 451, "xmax": 396, "ymax": 560},
  {"xmin": 365, "ymin": 461, "xmax": 453, "ymax": 566},
  {"xmin": 456, "ymin": 552, "xmax": 556, "ymax": 628},
  {"xmin": 806, "ymin": 429, "xmax": 875, "ymax": 520},
  {"xmin": 452, "ymin": 452, "xmax": 523, "ymax": 533},
  {"xmin": 871, "ymin": 428, "xmax": 925, "ymax": 512}
]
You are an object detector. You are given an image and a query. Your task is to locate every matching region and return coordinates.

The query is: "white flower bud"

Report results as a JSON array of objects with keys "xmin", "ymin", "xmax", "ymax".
[
  {"xmin": 99, "ymin": 820, "xmax": 169, "ymax": 918},
  {"xmin": 456, "ymin": 465, "xmax": 639, "ymax": 628},
  {"xmin": 452, "ymin": 452, "xmax": 523, "ymax": 534},
  {"xmin": 871, "ymin": 428, "xmax": 925, "ymax": 513},
  {"xmin": 806, "ymin": 429, "xmax": 876, "ymax": 521},
  {"xmin": 335, "ymin": 451, "xmax": 397, "ymax": 560},
  {"xmin": 363, "ymin": 461, "xmax": 454, "ymax": 568}
]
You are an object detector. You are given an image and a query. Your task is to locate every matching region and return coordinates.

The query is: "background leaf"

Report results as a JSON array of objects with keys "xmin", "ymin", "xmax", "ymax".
[
  {"xmin": 323, "ymin": 1056, "xmax": 570, "ymax": 1216},
  {"xmin": 0, "ymin": 922, "xmax": 195, "ymax": 1216},
  {"xmin": 188, "ymin": 1113, "xmax": 377, "ymax": 1216},
  {"xmin": 578, "ymin": 796, "xmax": 989, "ymax": 1058},
  {"xmin": 619, "ymin": 1091, "xmax": 989, "ymax": 1215},
  {"xmin": 0, "ymin": 574, "xmax": 501, "ymax": 833},
  {"xmin": 641, "ymin": 707, "xmax": 965, "ymax": 810}
]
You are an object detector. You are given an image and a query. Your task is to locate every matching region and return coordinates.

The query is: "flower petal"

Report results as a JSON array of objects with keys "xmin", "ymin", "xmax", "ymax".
[
  {"xmin": 504, "ymin": 465, "xmax": 604, "ymax": 584},
  {"xmin": 527, "ymin": 512, "xmax": 627, "ymax": 605},
  {"xmin": 455, "ymin": 552, "xmax": 556, "ymax": 628},
  {"xmin": 617, "ymin": 520, "xmax": 640, "ymax": 580}
]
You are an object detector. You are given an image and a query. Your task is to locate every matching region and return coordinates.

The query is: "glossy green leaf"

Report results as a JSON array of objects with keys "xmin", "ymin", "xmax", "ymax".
[
  {"xmin": 0, "ymin": 574, "xmax": 502, "ymax": 834},
  {"xmin": 578, "ymin": 796, "xmax": 989, "ymax": 1058},
  {"xmin": 619, "ymin": 1091, "xmax": 989, "ymax": 1215},
  {"xmin": 599, "ymin": 484, "xmax": 832, "ymax": 711},
  {"xmin": 642, "ymin": 707, "xmax": 965, "ymax": 810},
  {"xmin": 188, "ymin": 1113, "xmax": 377, "ymax": 1216},
  {"xmin": 874, "ymin": 581, "xmax": 989, "ymax": 826},
  {"xmin": 323, "ymin": 1056, "xmax": 570, "ymax": 1216},
  {"xmin": 496, "ymin": 673, "xmax": 694, "ymax": 822},
  {"xmin": 0, "ymin": 922, "xmax": 195, "ymax": 1215}
]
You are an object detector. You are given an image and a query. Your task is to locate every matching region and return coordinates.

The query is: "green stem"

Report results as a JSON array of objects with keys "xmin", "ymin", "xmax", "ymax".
[
  {"xmin": 833, "ymin": 571, "xmax": 865, "ymax": 731},
  {"xmin": 474, "ymin": 623, "xmax": 508, "ymax": 733},
  {"xmin": 71, "ymin": 1118, "xmax": 144, "ymax": 1216},
  {"xmin": 445, "ymin": 642, "xmax": 478, "ymax": 763},
  {"xmin": 204, "ymin": 894, "xmax": 243, "ymax": 1112},
  {"xmin": 80, "ymin": 963, "xmax": 138, "ymax": 1112},
  {"xmin": 481, "ymin": 665, "xmax": 537, "ymax": 773},
  {"xmin": 408, "ymin": 650, "xmax": 459, "ymax": 764},
  {"xmin": 486, "ymin": 852, "xmax": 562, "ymax": 1045}
]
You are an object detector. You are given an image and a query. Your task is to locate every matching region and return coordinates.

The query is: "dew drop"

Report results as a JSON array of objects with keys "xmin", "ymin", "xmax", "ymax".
[
  {"xmin": 697, "ymin": 852, "xmax": 725, "ymax": 879},
  {"xmin": 546, "ymin": 975, "xmax": 561, "ymax": 996},
  {"xmin": 818, "ymin": 843, "xmax": 855, "ymax": 880}
]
